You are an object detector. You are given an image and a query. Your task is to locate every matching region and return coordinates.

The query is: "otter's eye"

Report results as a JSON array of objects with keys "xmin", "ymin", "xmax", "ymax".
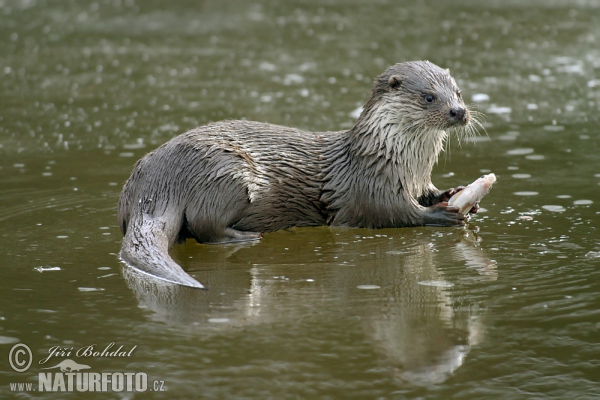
[{"xmin": 425, "ymin": 94, "xmax": 435, "ymax": 103}]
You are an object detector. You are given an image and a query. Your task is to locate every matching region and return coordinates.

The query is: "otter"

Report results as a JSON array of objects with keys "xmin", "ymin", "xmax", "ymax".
[{"xmin": 118, "ymin": 61, "xmax": 483, "ymax": 289}]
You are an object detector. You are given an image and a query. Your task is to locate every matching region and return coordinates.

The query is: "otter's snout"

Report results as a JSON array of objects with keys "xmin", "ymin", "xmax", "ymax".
[{"xmin": 448, "ymin": 106, "xmax": 469, "ymax": 125}]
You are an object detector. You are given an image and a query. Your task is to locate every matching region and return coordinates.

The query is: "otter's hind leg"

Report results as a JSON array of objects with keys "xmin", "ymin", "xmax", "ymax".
[
  {"xmin": 184, "ymin": 192, "xmax": 263, "ymax": 244},
  {"xmin": 206, "ymin": 228, "xmax": 262, "ymax": 244}
]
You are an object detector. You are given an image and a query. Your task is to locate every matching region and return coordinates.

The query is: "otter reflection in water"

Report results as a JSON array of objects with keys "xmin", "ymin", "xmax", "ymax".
[
  {"xmin": 123, "ymin": 228, "xmax": 496, "ymax": 386},
  {"xmin": 118, "ymin": 61, "xmax": 484, "ymax": 289}
]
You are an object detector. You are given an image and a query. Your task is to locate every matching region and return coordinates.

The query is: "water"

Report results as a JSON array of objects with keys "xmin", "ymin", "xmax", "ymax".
[{"xmin": 1, "ymin": 0, "xmax": 599, "ymax": 398}]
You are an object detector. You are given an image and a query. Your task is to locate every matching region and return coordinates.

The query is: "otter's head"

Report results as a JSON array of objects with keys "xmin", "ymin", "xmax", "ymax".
[{"xmin": 362, "ymin": 61, "xmax": 480, "ymax": 136}]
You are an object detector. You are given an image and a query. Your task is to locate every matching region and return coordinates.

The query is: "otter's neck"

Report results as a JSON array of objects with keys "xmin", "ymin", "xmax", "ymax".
[
  {"xmin": 350, "ymin": 103, "xmax": 447, "ymax": 198},
  {"xmin": 320, "ymin": 102, "xmax": 447, "ymax": 227}
]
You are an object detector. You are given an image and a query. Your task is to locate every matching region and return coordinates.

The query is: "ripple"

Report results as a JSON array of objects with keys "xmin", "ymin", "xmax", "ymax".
[
  {"xmin": 0, "ymin": 190, "xmax": 97, "ymax": 222},
  {"xmin": 356, "ymin": 285, "xmax": 381, "ymax": 290}
]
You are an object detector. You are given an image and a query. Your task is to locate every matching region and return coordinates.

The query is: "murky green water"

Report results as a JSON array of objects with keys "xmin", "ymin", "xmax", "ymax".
[{"xmin": 1, "ymin": 0, "xmax": 599, "ymax": 398}]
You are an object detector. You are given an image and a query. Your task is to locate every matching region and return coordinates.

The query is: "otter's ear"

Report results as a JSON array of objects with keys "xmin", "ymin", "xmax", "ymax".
[{"xmin": 388, "ymin": 75, "xmax": 403, "ymax": 89}]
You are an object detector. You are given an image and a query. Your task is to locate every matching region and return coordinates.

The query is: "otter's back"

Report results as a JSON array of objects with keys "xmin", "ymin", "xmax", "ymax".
[{"xmin": 118, "ymin": 120, "xmax": 329, "ymax": 241}]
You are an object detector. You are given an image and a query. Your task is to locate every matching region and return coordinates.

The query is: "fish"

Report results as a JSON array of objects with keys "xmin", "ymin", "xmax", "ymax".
[{"xmin": 448, "ymin": 173, "xmax": 497, "ymax": 215}]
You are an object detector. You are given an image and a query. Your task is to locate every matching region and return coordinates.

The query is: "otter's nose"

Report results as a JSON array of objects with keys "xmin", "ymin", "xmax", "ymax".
[{"xmin": 448, "ymin": 107, "xmax": 467, "ymax": 123}]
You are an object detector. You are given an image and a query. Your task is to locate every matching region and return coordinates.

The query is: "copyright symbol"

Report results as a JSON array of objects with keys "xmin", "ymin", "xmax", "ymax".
[{"xmin": 9, "ymin": 343, "xmax": 32, "ymax": 372}]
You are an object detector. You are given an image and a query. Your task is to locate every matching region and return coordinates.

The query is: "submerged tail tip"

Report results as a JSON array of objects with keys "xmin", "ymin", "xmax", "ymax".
[{"xmin": 118, "ymin": 251, "xmax": 207, "ymax": 290}]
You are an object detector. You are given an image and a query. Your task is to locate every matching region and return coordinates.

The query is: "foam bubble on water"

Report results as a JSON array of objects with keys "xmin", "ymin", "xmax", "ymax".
[
  {"xmin": 471, "ymin": 93, "xmax": 490, "ymax": 102},
  {"xmin": 542, "ymin": 205, "xmax": 566, "ymax": 212},
  {"xmin": 499, "ymin": 131, "xmax": 519, "ymax": 141},
  {"xmin": 349, "ymin": 106, "xmax": 363, "ymax": 119},
  {"xmin": 514, "ymin": 191, "xmax": 538, "ymax": 196},
  {"xmin": 356, "ymin": 285, "xmax": 380, "ymax": 290},
  {"xmin": 35, "ymin": 266, "xmax": 61, "ymax": 272},
  {"xmin": 0, "ymin": 336, "xmax": 20, "ymax": 344},
  {"xmin": 258, "ymin": 62, "xmax": 277, "ymax": 72},
  {"xmin": 487, "ymin": 105, "xmax": 511, "ymax": 114},
  {"xmin": 588, "ymin": 79, "xmax": 600, "ymax": 88},
  {"xmin": 585, "ymin": 251, "xmax": 600, "ymax": 259},
  {"xmin": 512, "ymin": 173, "xmax": 531, "ymax": 179},
  {"xmin": 78, "ymin": 287, "xmax": 105, "ymax": 292},
  {"xmin": 208, "ymin": 318, "xmax": 230, "ymax": 323},
  {"xmin": 573, "ymin": 199, "xmax": 592, "ymax": 205},
  {"xmin": 123, "ymin": 142, "xmax": 146, "ymax": 150},
  {"xmin": 283, "ymin": 73, "xmax": 304, "ymax": 85},
  {"xmin": 525, "ymin": 154, "xmax": 545, "ymax": 160},
  {"xmin": 418, "ymin": 280, "xmax": 454, "ymax": 288},
  {"xmin": 386, "ymin": 250, "xmax": 406, "ymax": 255},
  {"xmin": 543, "ymin": 125, "xmax": 565, "ymax": 132},
  {"xmin": 507, "ymin": 148, "xmax": 534, "ymax": 156}
]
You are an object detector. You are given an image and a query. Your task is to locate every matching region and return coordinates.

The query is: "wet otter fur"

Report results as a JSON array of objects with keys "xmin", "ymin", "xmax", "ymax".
[{"xmin": 118, "ymin": 61, "xmax": 482, "ymax": 289}]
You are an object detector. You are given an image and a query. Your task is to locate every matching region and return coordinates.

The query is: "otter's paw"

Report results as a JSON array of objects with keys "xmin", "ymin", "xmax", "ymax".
[
  {"xmin": 423, "ymin": 202, "xmax": 466, "ymax": 226},
  {"xmin": 439, "ymin": 186, "xmax": 466, "ymax": 203},
  {"xmin": 207, "ymin": 228, "xmax": 263, "ymax": 244},
  {"xmin": 469, "ymin": 202, "xmax": 480, "ymax": 214}
]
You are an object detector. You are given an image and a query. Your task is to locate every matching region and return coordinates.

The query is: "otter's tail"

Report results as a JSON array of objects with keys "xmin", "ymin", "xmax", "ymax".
[{"xmin": 119, "ymin": 201, "xmax": 205, "ymax": 290}]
